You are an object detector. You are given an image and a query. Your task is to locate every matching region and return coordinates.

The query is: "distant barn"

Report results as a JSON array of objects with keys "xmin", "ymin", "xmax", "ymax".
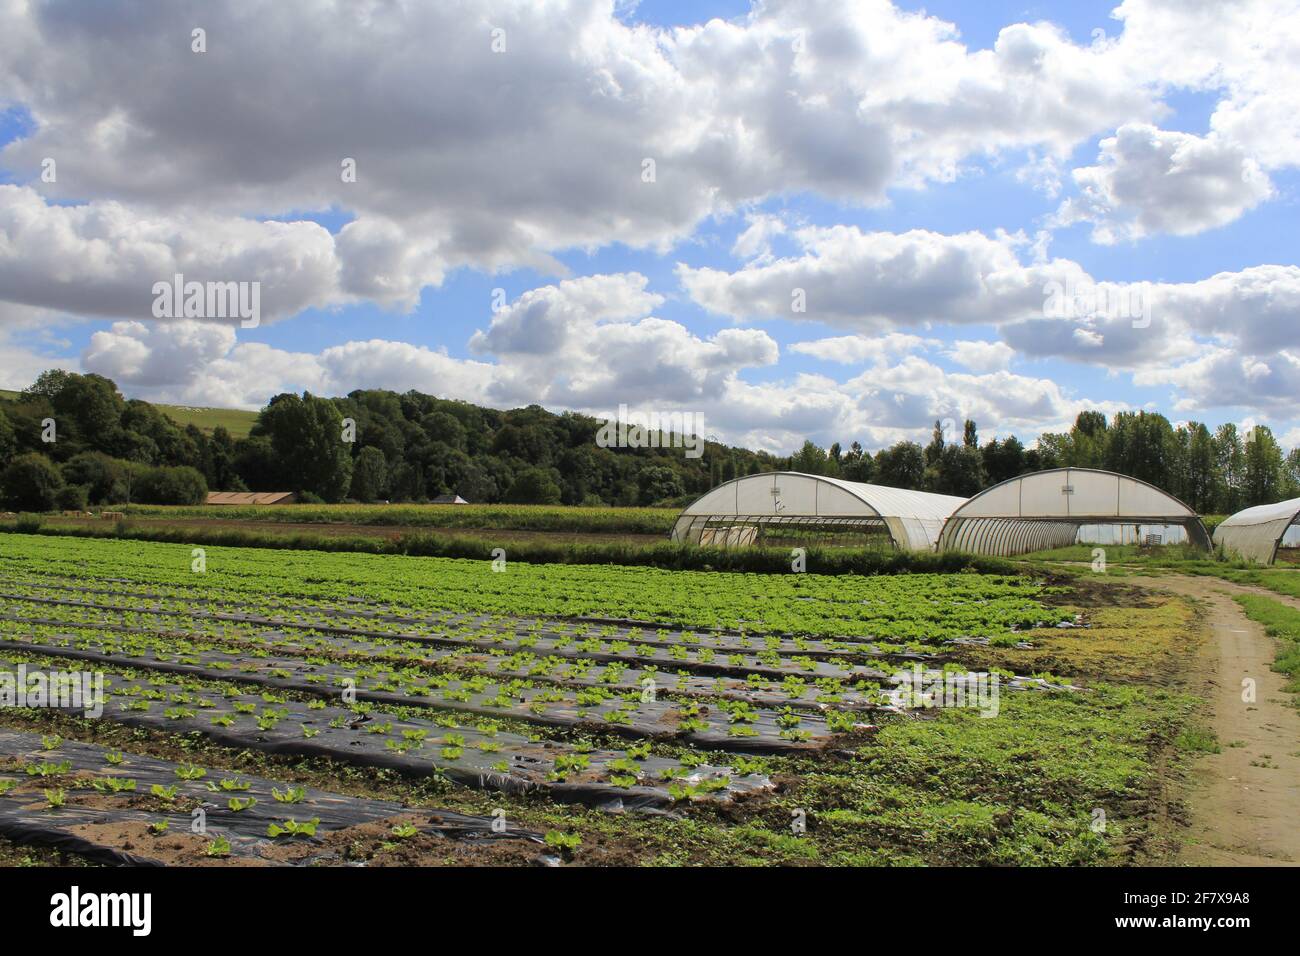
[
  {"xmin": 205, "ymin": 491, "xmax": 297, "ymax": 505},
  {"xmin": 430, "ymin": 494, "xmax": 469, "ymax": 504}
]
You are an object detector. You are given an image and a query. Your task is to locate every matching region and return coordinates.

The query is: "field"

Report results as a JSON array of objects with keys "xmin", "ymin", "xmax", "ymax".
[
  {"xmin": 114, "ymin": 503, "xmax": 680, "ymax": 532},
  {"xmin": 0, "ymin": 531, "xmax": 1221, "ymax": 866}
]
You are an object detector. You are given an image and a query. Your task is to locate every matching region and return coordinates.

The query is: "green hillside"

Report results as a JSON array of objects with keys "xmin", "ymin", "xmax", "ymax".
[
  {"xmin": 1, "ymin": 388, "xmax": 255, "ymax": 438},
  {"xmin": 149, "ymin": 403, "xmax": 257, "ymax": 438}
]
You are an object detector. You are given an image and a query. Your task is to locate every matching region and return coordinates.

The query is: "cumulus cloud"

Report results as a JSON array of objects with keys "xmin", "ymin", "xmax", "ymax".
[
  {"xmin": 469, "ymin": 274, "xmax": 664, "ymax": 356},
  {"xmin": 0, "ymin": 0, "xmax": 1167, "ymax": 296},
  {"xmin": 464, "ymin": 273, "xmax": 777, "ymax": 408},
  {"xmin": 680, "ymin": 225, "xmax": 1069, "ymax": 329},
  {"xmin": 83, "ymin": 320, "xmax": 236, "ymax": 388},
  {"xmin": 1135, "ymin": 348, "xmax": 1300, "ymax": 416},
  {"xmin": 1055, "ymin": 124, "xmax": 1273, "ymax": 242},
  {"xmin": 1109, "ymin": 0, "xmax": 1300, "ymax": 172},
  {"xmin": 944, "ymin": 339, "xmax": 1015, "ymax": 372},
  {"xmin": 0, "ymin": 186, "xmax": 342, "ymax": 322}
]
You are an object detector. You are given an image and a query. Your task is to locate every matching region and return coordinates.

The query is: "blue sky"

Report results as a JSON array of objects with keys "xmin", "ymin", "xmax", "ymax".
[{"xmin": 0, "ymin": 0, "xmax": 1296, "ymax": 453}]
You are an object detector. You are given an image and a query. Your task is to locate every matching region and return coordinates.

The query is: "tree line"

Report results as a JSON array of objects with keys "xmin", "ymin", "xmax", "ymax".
[
  {"xmin": 788, "ymin": 411, "xmax": 1300, "ymax": 515},
  {"xmin": 1, "ymin": 369, "xmax": 1296, "ymax": 515},
  {"xmin": 0, "ymin": 370, "xmax": 781, "ymax": 511}
]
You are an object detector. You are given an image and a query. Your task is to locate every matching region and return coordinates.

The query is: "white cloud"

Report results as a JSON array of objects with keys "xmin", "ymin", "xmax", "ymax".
[
  {"xmin": 0, "ymin": 0, "xmax": 1169, "ymax": 296},
  {"xmin": 1110, "ymin": 0, "xmax": 1300, "ymax": 172},
  {"xmin": 944, "ymin": 339, "xmax": 1014, "ymax": 372},
  {"xmin": 83, "ymin": 320, "xmax": 236, "ymax": 387},
  {"xmin": 1055, "ymin": 124, "xmax": 1273, "ymax": 242},
  {"xmin": 1135, "ymin": 348, "xmax": 1300, "ymax": 416},
  {"xmin": 790, "ymin": 333, "xmax": 935, "ymax": 364},
  {"xmin": 680, "ymin": 225, "xmax": 1056, "ymax": 330},
  {"xmin": 0, "ymin": 186, "xmax": 342, "ymax": 322}
]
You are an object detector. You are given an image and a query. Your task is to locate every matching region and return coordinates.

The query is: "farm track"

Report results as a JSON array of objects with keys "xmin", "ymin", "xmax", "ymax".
[{"xmin": 1128, "ymin": 575, "xmax": 1300, "ymax": 866}]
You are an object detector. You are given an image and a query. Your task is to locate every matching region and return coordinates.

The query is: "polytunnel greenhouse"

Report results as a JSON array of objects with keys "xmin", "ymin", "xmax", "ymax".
[
  {"xmin": 669, "ymin": 472, "xmax": 968, "ymax": 551},
  {"xmin": 1213, "ymin": 496, "xmax": 1300, "ymax": 564},
  {"xmin": 936, "ymin": 467, "xmax": 1212, "ymax": 557}
]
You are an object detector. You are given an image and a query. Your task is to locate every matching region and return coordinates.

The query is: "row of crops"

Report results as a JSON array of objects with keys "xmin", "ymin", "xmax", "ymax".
[
  {"xmin": 0, "ymin": 534, "xmax": 1071, "ymax": 640},
  {"xmin": 0, "ymin": 533, "xmax": 1078, "ymax": 865}
]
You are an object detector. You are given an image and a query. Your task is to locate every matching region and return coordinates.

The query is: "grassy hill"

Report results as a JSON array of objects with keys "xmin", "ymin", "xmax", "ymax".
[
  {"xmin": 1, "ymin": 388, "xmax": 256, "ymax": 438},
  {"xmin": 149, "ymin": 403, "xmax": 257, "ymax": 438}
]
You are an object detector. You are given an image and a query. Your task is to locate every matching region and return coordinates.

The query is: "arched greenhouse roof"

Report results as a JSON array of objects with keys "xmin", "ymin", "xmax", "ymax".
[
  {"xmin": 1213, "ymin": 496, "xmax": 1300, "ymax": 565},
  {"xmin": 670, "ymin": 472, "xmax": 968, "ymax": 551},
  {"xmin": 936, "ymin": 467, "xmax": 1212, "ymax": 557}
]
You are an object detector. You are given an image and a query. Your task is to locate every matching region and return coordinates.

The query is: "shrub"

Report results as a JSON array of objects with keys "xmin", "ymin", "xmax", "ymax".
[
  {"xmin": 504, "ymin": 467, "xmax": 562, "ymax": 505},
  {"xmin": 60, "ymin": 452, "xmax": 129, "ymax": 504},
  {"xmin": 0, "ymin": 453, "xmax": 64, "ymax": 511},
  {"xmin": 54, "ymin": 484, "xmax": 89, "ymax": 511},
  {"xmin": 133, "ymin": 465, "xmax": 208, "ymax": 505}
]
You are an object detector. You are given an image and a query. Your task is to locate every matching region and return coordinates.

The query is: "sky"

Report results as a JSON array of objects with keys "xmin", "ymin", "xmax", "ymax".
[{"xmin": 0, "ymin": 0, "xmax": 1297, "ymax": 455}]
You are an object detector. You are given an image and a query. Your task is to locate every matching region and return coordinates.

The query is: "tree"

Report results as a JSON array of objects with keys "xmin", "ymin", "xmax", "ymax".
[
  {"xmin": 0, "ymin": 453, "xmax": 65, "ymax": 511},
  {"xmin": 504, "ymin": 467, "xmax": 562, "ymax": 504},
  {"xmin": 924, "ymin": 420, "xmax": 946, "ymax": 468},
  {"xmin": 255, "ymin": 392, "xmax": 353, "ymax": 502},
  {"xmin": 61, "ymin": 452, "xmax": 129, "ymax": 505},
  {"xmin": 55, "ymin": 484, "xmax": 89, "ymax": 511},
  {"xmin": 1242, "ymin": 425, "xmax": 1284, "ymax": 507},
  {"xmin": 790, "ymin": 440, "xmax": 829, "ymax": 476},
  {"xmin": 875, "ymin": 442, "xmax": 925, "ymax": 489},
  {"xmin": 1212, "ymin": 424, "xmax": 1245, "ymax": 513},
  {"xmin": 637, "ymin": 465, "xmax": 684, "ymax": 505},
  {"xmin": 962, "ymin": 419, "xmax": 978, "ymax": 449},
  {"xmin": 840, "ymin": 441, "xmax": 874, "ymax": 483},
  {"xmin": 982, "ymin": 436, "xmax": 1027, "ymax": 485},
  {"xmin": 930, "ymin": 443, "xmax": 985, "ymax": 496},
  {"xmin": 0, "ymin": 407, "xmax": 14, "ymax": 468},
  {"xmin": 1178, "ymin": 422, "xmax": 1216, "ymax": 514},
  {"xmin": 349, "ymin": 446, "xmax": 389, "ymax": 502},
  {"xmin": 133, "ymin": 465, "xmax": 208, "ymax": 505}
]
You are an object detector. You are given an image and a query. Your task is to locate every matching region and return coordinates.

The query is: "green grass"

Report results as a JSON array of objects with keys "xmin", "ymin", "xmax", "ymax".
[
  {"xmin": 1232, "ymin": 593, "xmax": 1300, "ymax": 696},
  {"xmin": 150, "ymin": 403, "xmax": 257, "ymax": 438}
]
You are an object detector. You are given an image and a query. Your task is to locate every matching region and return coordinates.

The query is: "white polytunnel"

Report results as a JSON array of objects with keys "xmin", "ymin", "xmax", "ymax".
[
  {"xmin": 936, "ymin": 467, "xmax": 1212, "ymax": 557},
  {"xmin": 1213, "ymin": 496, "xmax": 1300, "ymax": 565},
  {"xmin": 669, "ymin": 472, "xmax": 969, "ymax": 551}
]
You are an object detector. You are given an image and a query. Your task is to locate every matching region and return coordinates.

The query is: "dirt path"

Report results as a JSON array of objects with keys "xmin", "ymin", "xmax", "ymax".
[{"xmin": 1128, "ymin": 574, "xmax": 1300, "ymax": 865}]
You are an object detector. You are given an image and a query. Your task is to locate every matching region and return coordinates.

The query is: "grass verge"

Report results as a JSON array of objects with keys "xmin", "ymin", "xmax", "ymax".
[{"xmin": 1232, "ymin": 594, "xmax": 1300, "ymax": 698}]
